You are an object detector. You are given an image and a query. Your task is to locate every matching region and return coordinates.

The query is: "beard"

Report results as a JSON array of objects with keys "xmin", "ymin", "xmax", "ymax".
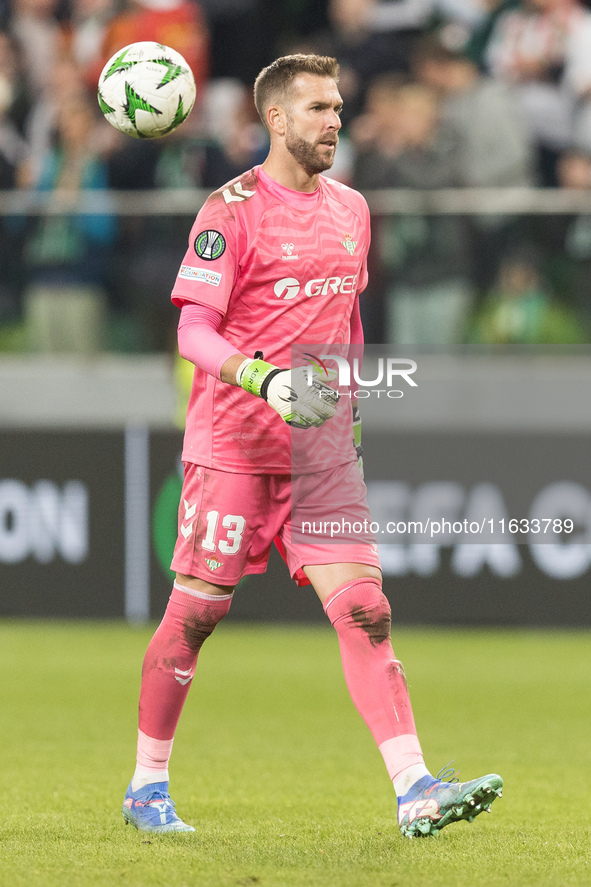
[{"xmin": 285, "ymin": 123, "xmax": 338, "ymax": 176}]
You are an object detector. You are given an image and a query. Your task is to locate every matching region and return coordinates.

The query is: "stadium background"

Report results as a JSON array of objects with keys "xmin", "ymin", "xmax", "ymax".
[
  {"xmin": 2, "ymin": 8, "xmax": 591, "ymax": 887},
  {"xmin": 1, "ymin": 0, "xmax": 591, "ymax": 623}
]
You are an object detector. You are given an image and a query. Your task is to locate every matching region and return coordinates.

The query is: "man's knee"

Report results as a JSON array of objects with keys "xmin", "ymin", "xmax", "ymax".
[
  {"xmin": 167, "ymin": 576, "xmax": 234, "ymax": 655},
  {"xmin": 348, "ymin": 591, "xmax": 392, "ymax": 646},
  {"xmin": 324, "ymin": 576, "xmax": 392, "ymax": 645}
]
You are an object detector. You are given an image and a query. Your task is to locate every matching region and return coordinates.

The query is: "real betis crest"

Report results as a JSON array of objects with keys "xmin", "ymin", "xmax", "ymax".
[
  {"xmin": 205, "ymin": 557, "xmax": 223, "ymax": 571},
  {"xmin": 341, "ymin": 233, "xmax": 357, "ymax": 256}
]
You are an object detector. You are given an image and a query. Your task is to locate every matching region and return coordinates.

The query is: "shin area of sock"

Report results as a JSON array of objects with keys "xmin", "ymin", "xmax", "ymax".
[
  {"xmin": 138, "ymin": 582, "xmax": 232, "ymax": 741},
  {"xmin": 323, "ymin": 578, "xmax": 423, "ymax": 762}
]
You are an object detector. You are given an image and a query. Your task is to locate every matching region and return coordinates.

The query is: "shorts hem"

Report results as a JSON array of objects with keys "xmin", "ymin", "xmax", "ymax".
[
  {"xmin": 290, "ymin": 553, "xmax": 382, "ymax": 573},
  {"xmin": 170, "ymin": 560, "xmax": 269, "ymax": 585},
  {"xmin": 288, "ymin": 550, "xmax": 382, "ymax": 587}
]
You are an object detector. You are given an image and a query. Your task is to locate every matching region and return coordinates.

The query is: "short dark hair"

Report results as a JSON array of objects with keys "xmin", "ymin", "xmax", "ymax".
[{"xmin": 254, "ymin": 54, "xmax": 340, "ymax": 128}]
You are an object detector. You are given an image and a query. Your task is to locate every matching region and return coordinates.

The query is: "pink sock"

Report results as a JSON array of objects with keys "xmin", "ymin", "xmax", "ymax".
[
  {"xmin": 138, "ymin": 582, "xmax": 233, "ymax": 746},
  {"xmin": 324, "ymin": 578, "xmax": 424, "ymax": 783}
]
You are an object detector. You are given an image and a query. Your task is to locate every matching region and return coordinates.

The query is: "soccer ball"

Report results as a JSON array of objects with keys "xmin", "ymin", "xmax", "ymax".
[{"xmin": 97, "ymin": 41, "xmax": 196, "ymax": 139}]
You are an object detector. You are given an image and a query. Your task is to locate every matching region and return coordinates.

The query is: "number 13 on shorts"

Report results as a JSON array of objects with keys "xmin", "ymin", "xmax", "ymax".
[
  {"xmin": 170, "ymin": 463, "xmax": 292, "ymax": 582},
  {"xmin": 201, "ymin": 510, "xmax": 246, "ymax": 554}
]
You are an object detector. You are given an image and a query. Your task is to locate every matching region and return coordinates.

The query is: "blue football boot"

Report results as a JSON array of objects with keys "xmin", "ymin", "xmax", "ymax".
[
  {"xmin": 122, "ymin": 781, "xmax": 195, "ymax": 833},
  {"xmin": 397, "ymin": 772, "xmax": 503, "ymax": 838}
]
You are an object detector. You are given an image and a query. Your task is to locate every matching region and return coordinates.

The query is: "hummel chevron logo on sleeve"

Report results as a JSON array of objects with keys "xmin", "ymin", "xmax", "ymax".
[{"xmin": 223, "ymin": 182, "xmax": 256, "ymax": 203}]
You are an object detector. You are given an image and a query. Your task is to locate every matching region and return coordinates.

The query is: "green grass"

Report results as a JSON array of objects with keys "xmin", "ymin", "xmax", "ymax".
[{"xmin": 1, "ymin": 621, "xmax": 590, "ymax": 887}]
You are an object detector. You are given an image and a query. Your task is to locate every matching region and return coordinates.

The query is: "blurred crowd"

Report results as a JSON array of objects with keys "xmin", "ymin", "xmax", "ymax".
[{"xmin": 0, "ymin": 0, "xmax": 590, "ymax": 352}]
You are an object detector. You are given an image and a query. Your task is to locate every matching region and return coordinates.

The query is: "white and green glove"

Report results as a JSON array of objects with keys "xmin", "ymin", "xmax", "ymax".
[
  {"xmin": 352, "ymin": 402, "xmax": 363, "ymax": 477},
  {"xmin": 237, "ymin": 355, "xmax": 339, "ymax": 428}
]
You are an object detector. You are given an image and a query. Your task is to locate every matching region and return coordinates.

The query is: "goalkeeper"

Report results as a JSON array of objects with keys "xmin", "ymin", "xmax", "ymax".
[{"xmin": 122, "ymin": 53, "xmax": 502, "ymax": 839}]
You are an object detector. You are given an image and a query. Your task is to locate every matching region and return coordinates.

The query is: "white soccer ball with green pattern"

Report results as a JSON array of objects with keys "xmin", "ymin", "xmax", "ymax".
[{"xmin": 97, "ymin": 41, "xmax": 196, "ymax": 139}]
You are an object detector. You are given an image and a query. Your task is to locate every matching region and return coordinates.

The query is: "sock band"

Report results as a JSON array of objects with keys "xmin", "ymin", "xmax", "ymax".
[
  {"xmin": 379, "ymin": 734, "xmax": 425, "ymax": 783},
  {"xmin": 323, "ymin": 577, "xmax": 375, "ymax": 615},
  {"xmin": 136, "ymin": 730, "xmax": 174, "ymax": 772},
  {"xmin": 173, "ymin": 580, "xmax": 234, "ymax": 601}
]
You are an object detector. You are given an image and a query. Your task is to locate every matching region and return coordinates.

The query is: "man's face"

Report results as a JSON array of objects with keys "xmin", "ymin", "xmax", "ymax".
[{"xmin": 283, "ymin": 74, "xmax": 343, "ymax": 176}]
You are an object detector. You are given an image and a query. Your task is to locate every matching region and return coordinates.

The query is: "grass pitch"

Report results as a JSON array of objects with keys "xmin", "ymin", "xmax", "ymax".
[{"xmin": 1, "ymin": 620, "xmax": 590, "ymax": 887}]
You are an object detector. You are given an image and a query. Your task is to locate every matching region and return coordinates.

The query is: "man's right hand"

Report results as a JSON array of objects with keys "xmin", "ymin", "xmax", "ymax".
[{"xmin": 237, "ymin": 358, "xmax": 339, "ymax": 428}]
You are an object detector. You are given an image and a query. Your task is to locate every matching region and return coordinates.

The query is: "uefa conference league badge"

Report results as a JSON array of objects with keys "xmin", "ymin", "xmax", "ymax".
[{"xmin": 194, "ymin": 230, "xmax": 226, "ymax": 261}]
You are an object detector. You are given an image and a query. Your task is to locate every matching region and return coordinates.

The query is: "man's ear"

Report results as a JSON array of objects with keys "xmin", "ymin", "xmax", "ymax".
[{"xmin": 267, "ymin": 103, "xmax": 287, "ymax": 137}]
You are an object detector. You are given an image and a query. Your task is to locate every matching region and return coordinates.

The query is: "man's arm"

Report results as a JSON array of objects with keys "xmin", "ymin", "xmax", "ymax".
[
  {"xmin": 220, "ymin": 353, "xmax": 248, "ymax": 386},
  {"xmin": 178, "ymin": 304, "xmax": 339, "ymax": 428}
]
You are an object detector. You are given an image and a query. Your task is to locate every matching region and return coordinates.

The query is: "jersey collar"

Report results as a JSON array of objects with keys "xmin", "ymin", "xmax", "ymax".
[{"xmin": 256, "ymin": 165, "xmax": 322, "ymax": 210}]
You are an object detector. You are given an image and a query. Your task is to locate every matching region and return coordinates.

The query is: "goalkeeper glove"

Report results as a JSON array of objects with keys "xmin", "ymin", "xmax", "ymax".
[
  {"xmin": 352, "ymin": 403, "xmax": 363, "ymax": 477},
  {"xmin": 237, "ymin": 355, "xmax": 339, "ymax": 428}
]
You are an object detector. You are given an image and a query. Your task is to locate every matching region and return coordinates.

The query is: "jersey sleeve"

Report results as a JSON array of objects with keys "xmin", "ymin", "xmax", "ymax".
[{"xmin": 171, "ymin": 198, "xmax": 240, "ymax": 314}]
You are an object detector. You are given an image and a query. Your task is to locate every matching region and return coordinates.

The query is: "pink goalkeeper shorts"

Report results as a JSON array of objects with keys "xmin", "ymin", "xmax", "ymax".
[{"xmin": 171, "ymin": 461, "xmax": 381, "ymax": 587}]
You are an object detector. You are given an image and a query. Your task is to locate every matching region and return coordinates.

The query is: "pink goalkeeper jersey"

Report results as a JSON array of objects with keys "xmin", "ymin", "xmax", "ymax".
[{"xmin": 171, "ymin": 165, "xmax": 370, "ymax": 474}]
